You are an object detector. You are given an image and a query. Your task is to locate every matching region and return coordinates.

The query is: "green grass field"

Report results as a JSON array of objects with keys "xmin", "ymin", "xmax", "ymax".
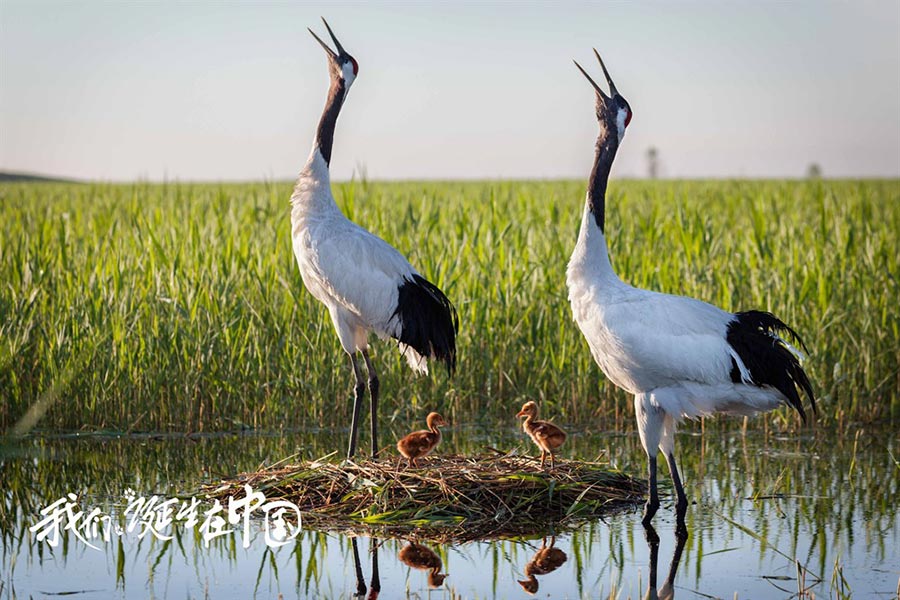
[{"xmin": 1, "ymin": 179, "xmax": 897, "ymax": 433}]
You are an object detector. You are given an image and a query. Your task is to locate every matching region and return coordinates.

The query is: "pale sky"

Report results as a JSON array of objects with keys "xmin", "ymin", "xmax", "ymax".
[{"xmin": 1, "ymin": 1, "xmax": 898, "ymax": 181}]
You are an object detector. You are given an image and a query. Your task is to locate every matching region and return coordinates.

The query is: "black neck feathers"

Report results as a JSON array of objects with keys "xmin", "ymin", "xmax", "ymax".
[
  {"xmin": 588, "ymin": 131, "xmax": 618, "ymax": 232},
  {"xmin": 315, "ymin": 79, "xmax": 346, "ymax": 166}
]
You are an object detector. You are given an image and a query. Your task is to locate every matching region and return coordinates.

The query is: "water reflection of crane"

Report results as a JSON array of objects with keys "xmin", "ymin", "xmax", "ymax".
[
  {"xmin": 642, "ymin": 525, "xmax": 686, "ymax": 600},
  {"xmin": 350, "ymin": 537, "xmax": 380, "ymax": 600},
  {"xmin": 517, "ymin": 537, "xmax": 567, "ymax": 595},
  {"xmin": 398, "ymin": 542, "xmax": 448, "ymax": 588}
]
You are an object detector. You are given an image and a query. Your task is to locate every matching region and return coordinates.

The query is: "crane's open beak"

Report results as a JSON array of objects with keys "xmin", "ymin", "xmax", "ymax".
[
  {"xmin": 574, "ymin": 60, "xmax": 607, "ymax": 100},
  {"xmin": 574, "ymin": 48, "xmax": 619, "ymax": 99},
  {"xmin": 307, "ymin": 17, "xmax": 346, "ymax": 60},
  {"xmin": 593, "ymin": 48, "xmax": 619, "ymax": 97}
]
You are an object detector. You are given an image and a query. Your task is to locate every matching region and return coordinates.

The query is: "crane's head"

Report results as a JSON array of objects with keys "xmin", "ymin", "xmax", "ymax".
[
  {"xmin": 308, "ymin": 18, "xmax": 359, "ymax": 91},
  {"xmin": 574, "ymin": 49, "xmax": 632, "ymax": 146},
  {"xmin": 516, "ymin": 401, "xmax": 538, "ymax": 419},
  {"xmin": 426, "ymin": 412, "xmax": 448, "ymax": 429}
]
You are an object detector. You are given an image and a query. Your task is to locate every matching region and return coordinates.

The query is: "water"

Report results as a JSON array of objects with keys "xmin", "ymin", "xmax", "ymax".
[{"xmin": 1, "ymin": 425, "xmax": 897, "ymax": 599}]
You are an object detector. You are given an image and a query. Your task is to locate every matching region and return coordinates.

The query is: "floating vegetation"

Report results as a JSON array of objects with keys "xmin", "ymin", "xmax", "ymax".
[{"xmin": 202, "ymin": 452, "xmax": 645, "ymax": 542}]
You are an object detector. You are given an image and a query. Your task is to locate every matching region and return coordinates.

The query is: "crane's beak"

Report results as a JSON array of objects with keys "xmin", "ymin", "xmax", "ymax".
[
  {"xmin": 516, "ymin": 409, "xmax": 526, "ymax": 418},
  {"xmin": 307, "ymin": 17, "xmax": 346, "ymax": 60},
  {"xmin": 593, "ymin": 48, "xmax": 619, "ymax": 97},
  {"xmin": 574, "ymin": 49, "xmax": 619, "ymax": 99},
  {"xmin": 574, "ymin": 60, "xmax": 609, "ymax": 101},
  {"xmin": 307, "ymin": 28, "xmax": 335, "ymax": 59}
]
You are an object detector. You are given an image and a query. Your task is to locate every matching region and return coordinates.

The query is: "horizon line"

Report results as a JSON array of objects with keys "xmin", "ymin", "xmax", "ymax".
[{"xmin": 3, "ymin": 170, "xmax": 899, "ymax": 186}]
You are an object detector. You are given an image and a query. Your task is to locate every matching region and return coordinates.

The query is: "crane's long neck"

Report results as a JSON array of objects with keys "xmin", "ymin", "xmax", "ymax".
[
  {"xmin": 587, "ymin": 135, "xmax": 618, "ymax": 232},
  {"xmin": 314, "ymin": 79, "xmax": 347, "ymax": 167},
  {"xmin": 570, "ymin": 126, "xmax": 621, "ymax": 282},
  {"xmin": 290, "ymin": 77, "xmax": 347, "ymax": 215}
]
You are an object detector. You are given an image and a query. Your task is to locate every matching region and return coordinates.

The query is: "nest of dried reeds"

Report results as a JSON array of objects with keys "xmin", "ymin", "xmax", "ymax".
[{"xmin": 203, "ymin": 452, "xmax": 645, "ymax": 542}]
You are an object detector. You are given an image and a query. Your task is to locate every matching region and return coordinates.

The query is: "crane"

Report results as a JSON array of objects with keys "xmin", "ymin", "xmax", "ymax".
[
  {"xmin": 291, "ymin": 19, "xmax": 458, "ymax": 459},
  {"xmin": 565, "ymin": 49, "xmax": 816, "ymax": 531}
]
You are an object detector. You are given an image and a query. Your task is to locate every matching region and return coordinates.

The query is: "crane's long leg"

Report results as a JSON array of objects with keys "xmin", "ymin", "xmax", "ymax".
[
  {"xmin": 665, "ymin": 452, "xmax": 689, "ymax": 537},
  {"xmin": 635, "ymin": 393, "xmax": 663, "ymax": 526},
  {"xmin": 362, "ymin": 350, "xmax": 379, "ymax": 458},
  {"xmin": 347, "ymin": 352, "xmax": 366, "ymax": 459},
  {"xmin": 659, "ymin": 413, "xmax": 689, "ymax": 537},
  {"xmin": 643, "ymin": 454, "xmax": 660, "ymax": 525}
]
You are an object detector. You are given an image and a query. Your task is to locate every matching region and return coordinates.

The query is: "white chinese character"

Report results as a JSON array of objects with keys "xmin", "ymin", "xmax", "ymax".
[{"xmin": 199, "ymin": 499, "xmax": 232, "ymax": 547}]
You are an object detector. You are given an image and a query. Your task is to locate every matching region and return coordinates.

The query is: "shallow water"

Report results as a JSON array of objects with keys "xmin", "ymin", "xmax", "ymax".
[{"xmin": 1, "ymin": 424, "xmax": 897, "ymax": 599}]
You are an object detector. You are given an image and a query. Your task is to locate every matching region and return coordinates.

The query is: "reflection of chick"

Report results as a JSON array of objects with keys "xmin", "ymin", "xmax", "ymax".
[
  {"xmin": 516, "ymin": 401, "xmax": 567, "ymax": 469},
  {"xmin": 397, "ymin": 412, "xmax": 447, "ymax": 467},
  {"xmin": 398, "ymin": 542, "xmax": 448, "ymax": 588},
  {"xmin": 517, "ymin": 537, "xmax": 567, "ymax": 595}
]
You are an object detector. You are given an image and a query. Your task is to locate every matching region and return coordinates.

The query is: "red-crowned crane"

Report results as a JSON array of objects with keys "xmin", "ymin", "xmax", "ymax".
[
  {"xmin": 565, "ymin": 50, "xmax": 816, "ymax": 532},
  {"xmin": 291, "ymin": 20, "xmax": 457, "ymax": 459}
]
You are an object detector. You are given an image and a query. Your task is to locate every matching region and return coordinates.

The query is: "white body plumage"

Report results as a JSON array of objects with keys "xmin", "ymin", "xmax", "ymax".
[
  {"xmin": 565, "ymin": 48, "xmax": 814, "ymax": 528},
  {"xmin": 291, "ymin": 149, "xmax": 429, "ymax": 373},
  {"xmin": 293, "ymin": 19, "xmax": 456, "ymax": 459},
  {"xmin": 566, "ymin": 202, "xmax": 787, "ymax": 423}
]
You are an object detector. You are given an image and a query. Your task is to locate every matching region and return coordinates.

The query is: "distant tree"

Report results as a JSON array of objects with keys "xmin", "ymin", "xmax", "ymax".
[
  {"xmin": 807, "ymin": 163, "xmax": 822, "ymax": 179},
  {"xmin": 646, "ymin": 147, "xmax": 659, "ymax": 179}
]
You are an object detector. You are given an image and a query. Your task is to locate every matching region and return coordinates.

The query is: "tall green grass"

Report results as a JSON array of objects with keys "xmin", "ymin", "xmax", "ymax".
[{"xmin": 0, "ymin": 179, "xmax": 897, "ymax": 432}]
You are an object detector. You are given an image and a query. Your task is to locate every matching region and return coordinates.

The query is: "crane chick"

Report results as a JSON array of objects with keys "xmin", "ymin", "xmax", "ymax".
[
  {"xmin": 397, "ymin": 412, "xmax": 447, "ymax": 468},
  {"xmin": 516, "ymin": 401, "xmax": 566, "ymax": 469}
]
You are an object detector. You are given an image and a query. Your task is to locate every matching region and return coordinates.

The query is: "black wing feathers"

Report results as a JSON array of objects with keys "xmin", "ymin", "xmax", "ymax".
[
  {"xmin": 393, "ymin": 275, "xmax": 458, "ymax": 375},
  {"xmin": 726, "ymin": 310, "xmax": 817, "ymax": 422}
]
